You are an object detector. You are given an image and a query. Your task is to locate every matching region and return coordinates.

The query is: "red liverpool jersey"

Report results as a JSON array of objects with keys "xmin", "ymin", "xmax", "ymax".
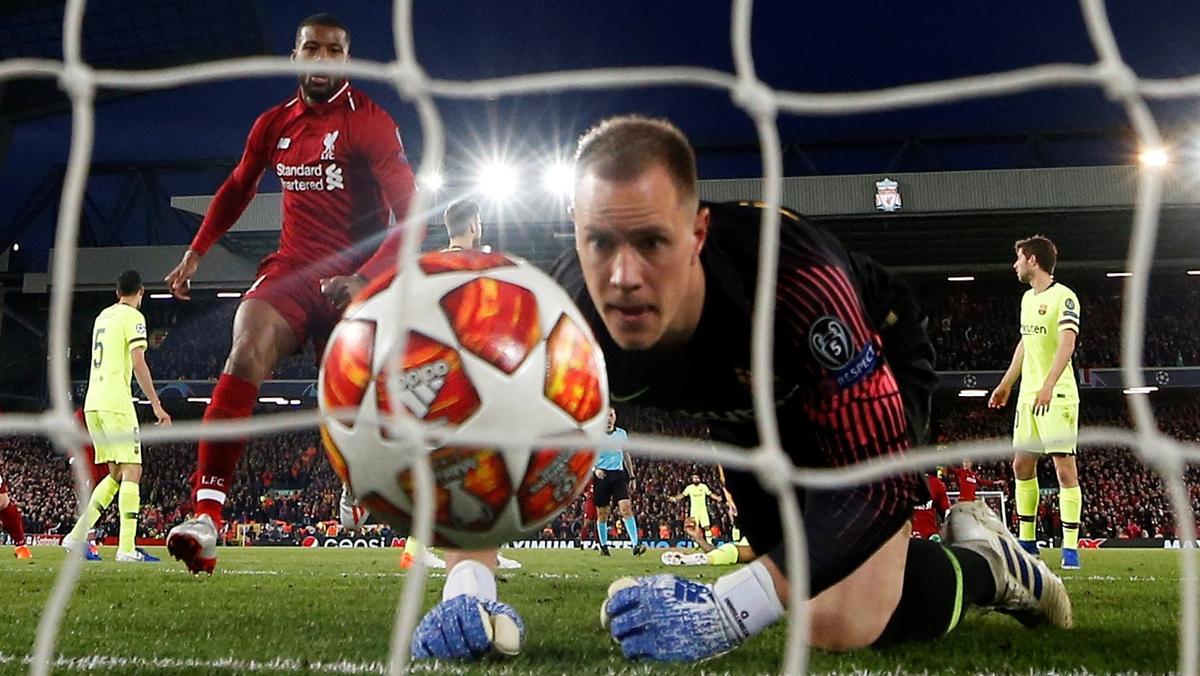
[
  {"xmin": 911, "ymin": 474, "xmax": 950, "ymax": 539},
  {"xmin": 950, "ymin": 466, "xmax": 998, "ymax": 502},
  {"xmin": 192, "ymin": 82, "xmax": 415, "ymax": 276}
]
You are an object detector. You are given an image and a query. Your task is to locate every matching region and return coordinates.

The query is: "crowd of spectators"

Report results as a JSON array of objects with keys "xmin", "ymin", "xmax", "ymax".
[
  {"xmin": 69, "ymin": 298, "xmax": 317, "ymax": 383},
  {"xmin": 0, "ymin": 430, "xmax": 339, "ymax": 544},
  {"xmin": 61, "ymin": 271, "xmax": 1200, "ymax": 386},
  {"xmin": 2, "ymin": 393, "xmax": 1198, "ymax": 547},
  {"xmin": 918, "ymin": 275, "xmax": 1200, "ymax": 371},
  {"xmin": 935, "ymin": 391, "xmax": 1200, "ymax": 543}
]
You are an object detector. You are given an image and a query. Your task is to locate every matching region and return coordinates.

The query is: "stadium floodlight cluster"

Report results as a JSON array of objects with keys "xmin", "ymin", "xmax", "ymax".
[
  {"xmin": 0, "ymin": 0, "xmax": 1197, "ymax": 674},
  {"xmin": 416, "ymin": 158, "xmax": 577, "ymax": 201}
]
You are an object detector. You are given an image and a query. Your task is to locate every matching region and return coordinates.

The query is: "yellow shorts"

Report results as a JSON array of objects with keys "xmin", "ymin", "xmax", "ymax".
[
  {"xmin": 690, "ymin": 510, "xmax": 711, "ymax": 529},
  {"xmin": 85, "ymin": 410, "xmax": 141, "ymax": 465},
  {"xmin": 1013, "ymin": 401, "xmax": 1078, "ymax": 455}
]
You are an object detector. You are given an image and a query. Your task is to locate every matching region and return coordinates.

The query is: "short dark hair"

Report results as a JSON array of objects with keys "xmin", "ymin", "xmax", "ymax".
[
  {"xmin": 296, "ymin": 13, "xmax": 350, "ymax": 43},
  {"xmin": 444, "ymin": 199, "xmax": 480, "ymax": 239},
  {"xmin": 117, "ymin": 270, "xmax": 142, "ymax": 296},
  {"xmin": 574, "ymin": 115, "xmax": 698, "ymax": 204},
  {"xmin": 1015, "ymin": 235, "xmax": 1058, "ymax": 273}
]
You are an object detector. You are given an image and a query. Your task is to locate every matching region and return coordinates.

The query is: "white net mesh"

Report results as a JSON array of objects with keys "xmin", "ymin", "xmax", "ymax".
[{"xmin": 1, "ymin": 0, "xmax": 1197, "ymax": 673}]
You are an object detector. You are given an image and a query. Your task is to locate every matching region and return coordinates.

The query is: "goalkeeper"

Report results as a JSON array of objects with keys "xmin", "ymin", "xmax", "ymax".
[{"xmin": 557, "ymin": 115, "xmax": 1072, "ymax": 661}]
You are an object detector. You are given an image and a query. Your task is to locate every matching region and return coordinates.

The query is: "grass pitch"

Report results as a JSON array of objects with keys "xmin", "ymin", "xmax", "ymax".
[{"xmin": 0, "ymin": 546, "xmax": 1185, "ymax": 674}]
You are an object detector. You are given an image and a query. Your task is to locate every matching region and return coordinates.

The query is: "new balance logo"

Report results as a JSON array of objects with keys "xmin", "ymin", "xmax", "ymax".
[
  {"xmin": 396, "ymin": 360, "xmax": 451, "ymax": 418},
  {"xmin": 325, "ymin": 163, "xmax": 344, "ymax": 190},
  {"xmin": 277, "ymin": 137, "xmax": 291, "ymax": 149},
  {"xmin": 673, "ymin": 579, "xmax": 712, "ymax": 604}
]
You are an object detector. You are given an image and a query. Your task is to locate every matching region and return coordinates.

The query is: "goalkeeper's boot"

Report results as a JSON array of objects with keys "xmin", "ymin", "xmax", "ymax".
[
  {"xmin": 339, "ymin": 484, "xmax": 369, "ymax": 531},
  {"xmin": 1061, "ymin": 548, "xmax": 1081, "ymax": 570},
  {"xmin": 13, "ymin": 545, "xmax": 31, "ymax": 560},
  {"xmin": 166, "ymin": 514, "xmax": 218, "ymax": 575},
  {"xmin": 943, "ymin": 501, "xmax": 1072, "ymax": 629}
]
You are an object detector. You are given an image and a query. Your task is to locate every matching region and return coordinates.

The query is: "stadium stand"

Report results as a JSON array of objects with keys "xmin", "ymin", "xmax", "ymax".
[
  {"xmin": 2, "ymin": 393, "xmax": 1197, "ymax": 545},
  {"xmin": 55, "ymin": 271, "xmax": 1200, "ymax": 384}
]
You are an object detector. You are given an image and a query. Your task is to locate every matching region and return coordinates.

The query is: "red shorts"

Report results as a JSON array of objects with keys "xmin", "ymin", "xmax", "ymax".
[
  {"xmin": 244, "ymin": 254, "xmax": 345, "ymax": 355},
  {"xmin": 0, "ymin": 473, "xmax": 8, "ymax": 495}
]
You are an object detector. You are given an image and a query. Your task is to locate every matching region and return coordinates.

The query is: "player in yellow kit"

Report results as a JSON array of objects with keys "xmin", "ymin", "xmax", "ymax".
[
  {"xmin": 64, "ymin": 270, "xmax": 171, "ymax": 563},
  {"xmin": 663, "ymin": 466, "xmax": 753, "ymax": 567},
  {"xmin": 988, "ymin": 236, "xmax": 1083, "ymax": 570},
  {"xmin": 669, "ymin": 473, "xmax": 723, "ymax": 542}
]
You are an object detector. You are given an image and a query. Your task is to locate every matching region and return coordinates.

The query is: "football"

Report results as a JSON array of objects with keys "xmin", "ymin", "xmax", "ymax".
[{"xmin": 318, "ymin": 249, "xmax": 608, "ymax": 548}]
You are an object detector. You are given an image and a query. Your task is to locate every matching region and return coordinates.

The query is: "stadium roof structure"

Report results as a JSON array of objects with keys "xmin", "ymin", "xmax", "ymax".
[{"xmin": 3, "ymin": 1, "xmax": 1200, "ymax": 273}]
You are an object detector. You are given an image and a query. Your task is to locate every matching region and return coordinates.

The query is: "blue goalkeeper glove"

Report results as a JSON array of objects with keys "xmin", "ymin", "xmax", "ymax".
[
  {"xmin": 411, "ymin": 595, "xmax": 524, "ymax": 660},
  {"xmin": 601, "ymin": 575, "xmax": 744, "ymax": 661}
]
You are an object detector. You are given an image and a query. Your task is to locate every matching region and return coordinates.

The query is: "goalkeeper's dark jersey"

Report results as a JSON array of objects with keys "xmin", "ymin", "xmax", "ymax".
[{"xmin": 553, "ymin": 201, "xmax": 937, "ymax": 590}]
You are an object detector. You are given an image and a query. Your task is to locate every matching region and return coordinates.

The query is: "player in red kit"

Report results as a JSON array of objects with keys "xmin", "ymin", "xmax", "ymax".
[
  {"xmin": 911, "ymin": 470, "xmax": 951, "ymax": 540},
  {"xmin": 950, "ymin": 459, "xmax": 1003, "ymax": 503},
  {"xmin": 0, "ymin": 472, "xmax": 30, "ymax": 559},
  {"xmin": 164, "ymin": 13, "xmax": 415, "ymax": 574},
  {"xmin": 579, "ymin": 480, "xmax": 597, "ymax": 547}
]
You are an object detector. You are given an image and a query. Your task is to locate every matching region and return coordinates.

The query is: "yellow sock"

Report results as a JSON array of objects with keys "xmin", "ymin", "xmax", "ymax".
[
  {"xmin": 705, "ymin": 542, "xmax": 740, "ymax": 566},
  {"xmin": 118, "ymin": 481, "xmax": 140, "ymax": 555},
  {"xmin": 403, "ymin": 536, "xmax": 424, "ymax": 558},
  {"xmin": 69, "ymin": 475, "xmax": 119, "ymax": 542},
  {"xmin": 1059, "ymin": 485, "xmax": 1082, "ymax": 550},
  {"xmin": 1016, "ymin": 477, "xmax": 1039, "ymax": 541}
]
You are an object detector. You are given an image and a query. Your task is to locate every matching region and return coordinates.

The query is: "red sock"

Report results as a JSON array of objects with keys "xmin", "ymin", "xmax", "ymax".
[
  {"xmin": 193, "ymin": 374, "xmax": 258, "ymax": 526},
  {"xmin": 0, "ymin": 502, "xmax": 26, "ymax": 547}
]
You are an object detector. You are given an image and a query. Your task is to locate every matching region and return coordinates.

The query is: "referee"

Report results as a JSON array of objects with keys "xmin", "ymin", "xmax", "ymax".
[{"xmin": 592, "ymin": 408, "xmax": 645, "ymax": 557}]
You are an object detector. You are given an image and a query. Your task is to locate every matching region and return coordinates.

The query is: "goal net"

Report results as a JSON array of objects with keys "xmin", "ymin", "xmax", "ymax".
[{"xmin": 1, "ymin": 0, "xmax": 1196, "ymax": 674}]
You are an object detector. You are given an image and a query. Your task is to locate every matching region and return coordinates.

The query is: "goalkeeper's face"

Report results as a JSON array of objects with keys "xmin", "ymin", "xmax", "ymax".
[
  {"xmin": 293, "ymin": 24, "xmax": 349, "ymax": 103},
  {"xmin": 572, "ymin": 164, "xmax": 709, "ymax": 351}
]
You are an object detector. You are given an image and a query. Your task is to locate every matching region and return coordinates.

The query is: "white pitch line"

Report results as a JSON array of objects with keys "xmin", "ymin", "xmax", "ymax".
[{"xmin": 0, "ymin": 652, "xmax": 384, "ymax": 673}]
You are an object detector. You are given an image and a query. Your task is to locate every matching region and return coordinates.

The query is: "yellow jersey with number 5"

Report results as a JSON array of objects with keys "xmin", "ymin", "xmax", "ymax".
[
  {"xmin": 84, "ymin": 303, "xmax": 148, "ymax": 414},
  {"xmin": 1018, "ymin": 282, "xmax": 1080, "ymax": 404}
]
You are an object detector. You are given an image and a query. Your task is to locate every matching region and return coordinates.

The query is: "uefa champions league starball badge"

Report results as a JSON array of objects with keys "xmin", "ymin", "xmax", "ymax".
[{"xmin": 875, "ymin": 177, "xmax": 902, "ymax": 212}]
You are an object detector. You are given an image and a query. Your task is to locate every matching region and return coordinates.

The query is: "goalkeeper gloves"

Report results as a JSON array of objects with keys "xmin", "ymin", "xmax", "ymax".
[
  {"xmin": 411, "ymin": 594, "xmax": 524, "ymax": 660},
  {"xmin": 601, "ymin": 561, "xmax": 784, "ymax": 662}
]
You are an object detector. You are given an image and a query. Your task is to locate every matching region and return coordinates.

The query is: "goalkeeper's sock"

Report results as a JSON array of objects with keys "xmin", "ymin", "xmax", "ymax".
[
  {"xmin": 597, "ymin": 521, "xmax": 609, "ymax": 547},
  {"xmin": 712, "ymin": 560, "xmax": 785, "ymax": 641},
  {"xmin": 1059, "ymin": 485, "xmax": 1082, "ymax": 549},
  {"xmin": 0, "ymin": 501, "xmax": 27, "ymax": 547},
  {"xmin": 117, "ymin": 481, "xmax": 140, "ymax": 555},
  {"xmin": 875, "ymin": 538, "xmax": 996, "ymax": 645},
  {"xmin": 1015, "ymin": 477, "xmax": 1040, "ymax": 541},
  {"xmin": 623, "ymin": 516, "xmax": 640, "ymax": 546},
  {"xmin": 194, "ymin": 374, "xmax": 258, "ymax": 526},
  {"xmin": 68, "ymin": 475, "xmax": 119, "ymax": 542},
  {"xmin": 706, "ymin": 542, "xmax": 740, "ymax": 566},
  {"xmin": 443, "ymin": 559, "xmax": 497, "ymax": 602}
]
